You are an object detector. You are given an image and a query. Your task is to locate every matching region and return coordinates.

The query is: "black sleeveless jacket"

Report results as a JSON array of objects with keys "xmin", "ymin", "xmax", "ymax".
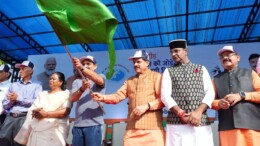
[{"xmin": 214, "ymin": 67, "xmax": 260, "ymax": 131}]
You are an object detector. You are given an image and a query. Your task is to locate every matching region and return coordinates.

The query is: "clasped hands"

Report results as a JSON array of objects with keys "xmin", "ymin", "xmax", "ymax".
[
  {"xmin": 32, "ymin": 108, "xmax": 48, "ymax": 119},
  {"xmin": 179, "ymin": 110, "xmax": 202, "ymax": 127},
  {"xmin": 7, "ymin": 92, "xmax": 17, "ymax": 104},
  {"xmin": 219, "ymin": 93, "xmax": 241, "ymax": 109}
]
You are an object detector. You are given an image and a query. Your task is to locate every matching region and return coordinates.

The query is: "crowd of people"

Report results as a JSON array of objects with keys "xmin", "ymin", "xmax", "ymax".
[{"xmin": 0, "ymin": 39, "xmax": 259, "ymax": 146}]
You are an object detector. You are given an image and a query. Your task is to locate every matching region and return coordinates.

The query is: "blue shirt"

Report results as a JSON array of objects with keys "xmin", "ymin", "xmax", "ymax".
[{"xmin": 2, "ymin": 79, "xmax": 42, "ymax": 113}]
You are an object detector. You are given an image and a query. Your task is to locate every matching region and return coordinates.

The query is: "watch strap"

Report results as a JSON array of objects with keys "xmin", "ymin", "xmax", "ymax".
[{"xmin": 239, "ymin": 91, "xmax": 246, "ymax": 100}]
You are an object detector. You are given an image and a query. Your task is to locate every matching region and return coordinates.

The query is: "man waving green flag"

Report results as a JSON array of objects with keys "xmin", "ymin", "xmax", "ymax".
[{"xmin": 36, "ymin": 0, "xmax": 118, "ymax": 79}]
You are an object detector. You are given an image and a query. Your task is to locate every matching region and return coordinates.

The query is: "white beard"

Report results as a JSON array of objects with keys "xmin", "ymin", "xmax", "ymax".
[{"xmin": 45, "ymin": 69, "xmax": 55, "ymax": 76}]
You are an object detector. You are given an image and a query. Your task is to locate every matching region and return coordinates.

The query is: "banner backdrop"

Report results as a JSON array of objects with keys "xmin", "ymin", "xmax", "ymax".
[{"xmin": 29, "ymin": 42, "xmax": 260, "ymax": 119}]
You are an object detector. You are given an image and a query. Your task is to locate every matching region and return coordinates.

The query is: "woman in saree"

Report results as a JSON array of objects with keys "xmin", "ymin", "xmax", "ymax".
[{"xmin": 15, "ymin": 71, "xmax": 72, "ymax": 146}]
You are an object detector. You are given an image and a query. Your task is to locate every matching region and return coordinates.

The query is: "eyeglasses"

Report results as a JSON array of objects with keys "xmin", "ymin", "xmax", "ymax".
[{"xmin": 219, "ymin": 53, "xmax": 237, "ymax": 59}]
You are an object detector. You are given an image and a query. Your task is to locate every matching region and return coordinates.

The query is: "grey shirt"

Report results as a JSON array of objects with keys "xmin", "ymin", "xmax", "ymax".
[{"xmin": 72, "ymin": 74, "xmax": 106, "ymax": 127}]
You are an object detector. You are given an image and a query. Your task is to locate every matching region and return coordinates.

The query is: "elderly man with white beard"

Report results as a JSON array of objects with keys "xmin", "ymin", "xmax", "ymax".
[{"xmin": 37, "ymin": 57, "xmax": 57, "ymax": 90}]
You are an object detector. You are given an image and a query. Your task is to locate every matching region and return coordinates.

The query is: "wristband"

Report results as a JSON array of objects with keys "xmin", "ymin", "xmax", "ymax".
[
  {"xmin": 79, "ymin": 87, "xmax": 85, "ymax": 92},
  {"xmin": 177, "ymin": 110, "xmax": 186, "ymax": 124},
  {"xmin": 179, "ymin": 112, "xmax": 186, "ymax": 118},
  {"xmin": 177, "ymin": 110, "xmax": 185, "ymax": 117}
]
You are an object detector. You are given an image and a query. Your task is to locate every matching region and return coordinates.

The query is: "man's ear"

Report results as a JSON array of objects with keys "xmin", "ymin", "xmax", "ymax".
[
  {"xmin": 184, "ymin": 48, "xmax": 188, "ymax": 56},
  {"xmin": 29, "ymin": 68, "xmax": 34, "ymax": 75},
  {"xmin": 146, "ymin": 60, "xmax": 150, "ymax": 67},
  {"xmin": 237, "ymin": 54, "xmax": 241, "ymax": 62},
  {"xmin": 94, "ymin": 64, "xmax": 98, "ymax": 70}
]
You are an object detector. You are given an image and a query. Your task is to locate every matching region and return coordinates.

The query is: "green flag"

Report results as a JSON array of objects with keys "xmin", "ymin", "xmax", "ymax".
[{"xmin": 36, "ymin": 0, "xmax": 118, "ymax": 79}]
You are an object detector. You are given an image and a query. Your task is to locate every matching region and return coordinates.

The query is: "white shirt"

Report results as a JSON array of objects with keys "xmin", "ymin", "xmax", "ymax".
[
  {"xmin": 161, "ymin": 66, "xmax": 215, "ymax": 110},
  {"xmin": 0, "ymin": 80, "xmax": 11, "ymax": 114}
]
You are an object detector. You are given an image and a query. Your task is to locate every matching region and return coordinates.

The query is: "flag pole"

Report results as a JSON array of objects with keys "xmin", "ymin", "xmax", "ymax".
[
  {"xmin": 45, "ymin": 16, "xmax": 105, "ymax": 114},
  {"xmin": 63, "ymin": 45, "xmax": 106, "ymax": 114}
]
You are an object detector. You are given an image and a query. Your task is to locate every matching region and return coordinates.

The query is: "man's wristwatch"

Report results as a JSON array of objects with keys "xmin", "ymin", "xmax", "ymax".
[{"xmin": 239, "ymin": 91, "xmax": 246, "ymax": 100}]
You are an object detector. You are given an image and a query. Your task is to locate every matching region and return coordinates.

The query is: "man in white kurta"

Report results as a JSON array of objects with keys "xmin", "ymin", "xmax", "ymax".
[{"xmin": 161, "ymin": 39, "xmax": 215, "ymax": 146}]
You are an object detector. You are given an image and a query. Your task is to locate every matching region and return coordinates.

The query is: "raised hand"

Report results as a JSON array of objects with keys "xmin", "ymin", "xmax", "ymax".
[
  {"xmin": 72, "ymin": 57, "xmax": 82, "ymax": 70},
  {"xmin": 187, "ymin": 110, "xmax": 202, "ymax": 126}
]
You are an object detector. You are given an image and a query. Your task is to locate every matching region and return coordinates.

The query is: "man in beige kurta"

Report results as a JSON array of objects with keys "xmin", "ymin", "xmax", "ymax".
[{"xmin": 92, "ymin": 50, "xmax": 165, "ymax": 146}]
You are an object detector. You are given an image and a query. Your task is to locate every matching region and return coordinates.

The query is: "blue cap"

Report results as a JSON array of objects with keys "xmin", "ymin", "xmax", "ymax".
[
  {"xmin": 15, "ymin": 61, "xmax": 34, "ymax": 69},
  {"xmin": 0, "ymin": 64, "xmax": 10, "ymax": 72},
  {"xmin": 80, "ymin": 55, "xmax": 96, "ymax": 64}
]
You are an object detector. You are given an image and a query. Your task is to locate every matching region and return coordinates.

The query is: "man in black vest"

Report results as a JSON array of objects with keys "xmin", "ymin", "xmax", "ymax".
[
  {"xmin": 212, "ymin": 45, "xmax": 260, "ymax": 146},
  {"xmin": 161, "ymin": 39, "xmax": 215, "ymax": 146}
]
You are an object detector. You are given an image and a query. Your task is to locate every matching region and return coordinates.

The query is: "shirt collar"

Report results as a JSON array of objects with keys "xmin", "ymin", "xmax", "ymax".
[
  {"xmin": 174, "ymin": 61, "xmax": 191, "ymax": 66},
  {"xmin": 19, "ymin": 79, "xmax": 32, "ymax": 84},
  {"xmin": 224, "ymin": 66, "xmax": 239, "ymax": 73},
  {"xmin": 136, "ymin": 69, "xmax": 151, "ymax": 77}
]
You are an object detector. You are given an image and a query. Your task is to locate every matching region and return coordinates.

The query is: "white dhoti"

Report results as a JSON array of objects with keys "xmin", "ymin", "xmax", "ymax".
[{"xmin": 166, "ymin": 124, "xmax": 214, "ymax": 146}]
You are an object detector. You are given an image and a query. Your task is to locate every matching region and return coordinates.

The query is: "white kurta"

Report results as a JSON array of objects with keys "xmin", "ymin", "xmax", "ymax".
[{"xmin": 161, "ymin": 66, "xmax": 215, "ymax": 146}]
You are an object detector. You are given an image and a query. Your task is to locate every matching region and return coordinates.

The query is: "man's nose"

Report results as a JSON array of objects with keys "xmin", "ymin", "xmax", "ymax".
[{"xmin": 171, "ymin": 52, "xmax": 177, "ymax": 56}]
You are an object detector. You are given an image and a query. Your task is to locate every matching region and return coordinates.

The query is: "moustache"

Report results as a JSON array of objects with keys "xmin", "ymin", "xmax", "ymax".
[{"xmin": 222, "ymin": 58, "xmax": 231, "ymax": 63}]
